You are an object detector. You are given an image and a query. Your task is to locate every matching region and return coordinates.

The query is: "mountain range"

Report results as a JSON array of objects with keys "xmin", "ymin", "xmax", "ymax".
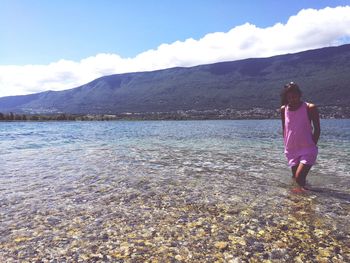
[{"xmin": 1, "ymin": 44, "xmax": 350, "ymax": 114}]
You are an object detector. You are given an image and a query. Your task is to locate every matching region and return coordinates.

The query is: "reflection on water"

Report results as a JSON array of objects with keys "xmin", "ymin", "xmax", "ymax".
[{"xmin": 0, "ymin": 120, "xmax": 349, "ymax": 262}]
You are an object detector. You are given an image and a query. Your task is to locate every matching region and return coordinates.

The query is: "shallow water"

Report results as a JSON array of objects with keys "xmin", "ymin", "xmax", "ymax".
[{"xmin": 0, "ymin": 120, "xmax": 349, "ymax": 262}]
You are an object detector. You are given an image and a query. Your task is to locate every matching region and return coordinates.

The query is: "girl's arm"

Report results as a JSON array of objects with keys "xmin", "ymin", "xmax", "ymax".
[
  {"xmin": 280, "ymin": 105, "xmax": 285, "ymax": 136},
  {"xmin": 308, "ymin": 104, "xmax": 321, "ymax": 144}
]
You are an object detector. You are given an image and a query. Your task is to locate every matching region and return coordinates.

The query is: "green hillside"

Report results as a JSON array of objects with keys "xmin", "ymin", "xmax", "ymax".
[{"xmin": 1, "ymin": 44, "xmax": 349, "ymax": 115}]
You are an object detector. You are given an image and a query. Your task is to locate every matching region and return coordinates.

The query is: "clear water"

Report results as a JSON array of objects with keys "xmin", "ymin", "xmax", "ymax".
[{"xmin": 1, "ymin": 120, "xmax": 349, "ymax": 261}]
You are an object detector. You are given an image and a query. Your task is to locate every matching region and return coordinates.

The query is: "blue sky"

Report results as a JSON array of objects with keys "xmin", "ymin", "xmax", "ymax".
[
  {"xmin": 1, "ymin": 0, "xmax": 350, "ymax": 97},
  {"xmin": 1, "ymin": 0, "xmax": 350, "ymax": 64}
]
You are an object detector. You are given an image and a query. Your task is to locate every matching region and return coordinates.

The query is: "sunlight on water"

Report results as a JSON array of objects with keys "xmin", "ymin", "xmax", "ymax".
[{"xmin": 0, "ymin": 120, "xmax": 349, "ymax": 261}]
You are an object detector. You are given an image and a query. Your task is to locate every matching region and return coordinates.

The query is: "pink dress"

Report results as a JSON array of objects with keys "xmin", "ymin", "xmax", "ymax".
[{"xmin": 284, "ymin": 102, "xmax": 318, "ymax": 166}]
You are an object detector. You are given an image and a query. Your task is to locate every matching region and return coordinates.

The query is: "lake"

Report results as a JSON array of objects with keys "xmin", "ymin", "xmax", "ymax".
[{"xmin": 1, "ymin": 119, "xmax": 349, "ymax": 262}]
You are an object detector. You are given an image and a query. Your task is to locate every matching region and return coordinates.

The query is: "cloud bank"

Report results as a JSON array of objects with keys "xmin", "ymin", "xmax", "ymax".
[{"xmin": 1, "ymin": 6, "xmax": 350, "ymax": 97}]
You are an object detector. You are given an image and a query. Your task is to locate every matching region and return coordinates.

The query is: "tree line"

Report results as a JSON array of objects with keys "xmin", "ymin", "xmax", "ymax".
[
  {"xmin": 0, "ymin": 112, "xmax": 117, "ymax": 121},
  {"xmin": 0, "ymin": 109, "xmax": 280, "ymax": 122},
  {"xmin": 1, "ymin": 107, "xmax": 349, "ymax": 122}
]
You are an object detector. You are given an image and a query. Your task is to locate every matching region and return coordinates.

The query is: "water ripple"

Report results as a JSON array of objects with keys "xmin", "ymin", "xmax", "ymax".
[{"xmin": 0, "ymin": 120, "xmax": 349, "ymax": 261}]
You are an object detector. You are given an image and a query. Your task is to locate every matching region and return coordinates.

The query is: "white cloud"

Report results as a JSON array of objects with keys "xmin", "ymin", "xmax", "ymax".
[{"xmin": 1, "ymin": 6, "xmax": 350, "ymax": 97}]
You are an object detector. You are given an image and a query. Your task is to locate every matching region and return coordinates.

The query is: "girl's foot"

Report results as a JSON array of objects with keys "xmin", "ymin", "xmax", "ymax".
[
  {"xmin": 302, "ymin": 185, "xmax": 311, "ymax": 191},
  {"xmin": 291, "ymin": 187, "xmax": 308, "ymax": 194}
]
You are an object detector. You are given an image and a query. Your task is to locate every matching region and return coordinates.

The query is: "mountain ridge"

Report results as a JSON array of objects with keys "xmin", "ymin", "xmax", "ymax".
[{"xmin": 1, "ymin": 44, "xmax": 350, "ymax": 114}]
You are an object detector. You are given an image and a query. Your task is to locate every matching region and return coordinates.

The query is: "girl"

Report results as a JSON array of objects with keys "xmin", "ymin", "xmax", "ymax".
[{"xmin": 280, "ymin": 82, "xmax": 321, "ymax": 192}]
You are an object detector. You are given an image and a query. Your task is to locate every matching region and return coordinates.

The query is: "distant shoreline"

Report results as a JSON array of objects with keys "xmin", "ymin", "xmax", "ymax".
[{"xmin": 1, "ymin": 106, "xmax": 349, "ymax": 122}]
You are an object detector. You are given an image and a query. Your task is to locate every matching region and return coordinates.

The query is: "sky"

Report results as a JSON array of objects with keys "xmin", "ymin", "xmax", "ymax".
[{"xmin": 1, "ymin": 0, "xmax": 350, "ymax": 98}]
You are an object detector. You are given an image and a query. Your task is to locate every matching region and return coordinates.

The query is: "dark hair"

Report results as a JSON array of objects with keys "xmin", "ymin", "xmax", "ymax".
[{"xmin": 280, "ymin": 82, "xmax": 302, "ymax": 106}]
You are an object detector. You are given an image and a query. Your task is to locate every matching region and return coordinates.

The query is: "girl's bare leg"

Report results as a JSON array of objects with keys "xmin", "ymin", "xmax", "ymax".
[
  {"xmin": 291, "ymin": 165, "xmax": 298, "ymax": 178},
  {"xmin": 294, "ymin": 163, "xmax": 312, "ymax": 188}
]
